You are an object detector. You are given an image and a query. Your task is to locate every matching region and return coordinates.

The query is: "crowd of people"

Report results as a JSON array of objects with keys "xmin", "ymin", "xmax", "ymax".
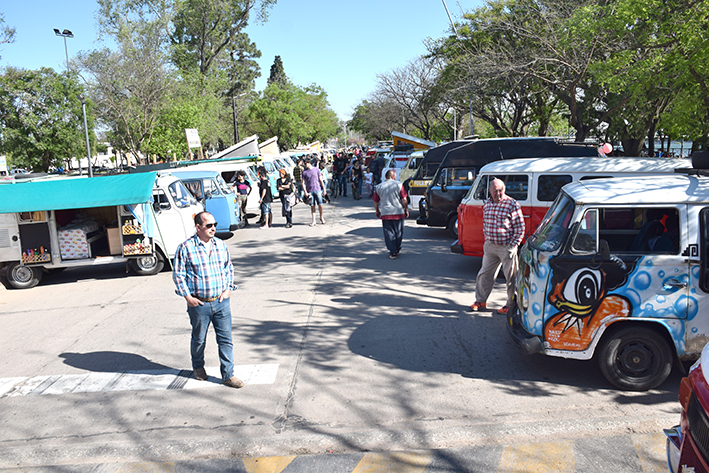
[{"xmin": 233, "ymin": 149, "xmax": 393, "ymax": 230}]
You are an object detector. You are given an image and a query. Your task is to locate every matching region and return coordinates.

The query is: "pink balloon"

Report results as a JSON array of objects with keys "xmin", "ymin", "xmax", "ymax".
[{"xmin": 601, "ymin": 143, "xmax": 613, "ymax": 155}]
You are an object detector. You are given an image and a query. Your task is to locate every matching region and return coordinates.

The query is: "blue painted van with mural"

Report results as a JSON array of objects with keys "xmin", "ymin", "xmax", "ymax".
[
  {"xmin": 507, "ymin": 168, "xmax": 709, "ymax": 391},
  {"xmin": 169, "ymin": 170, "xmax": 242, "ymax": 232}
]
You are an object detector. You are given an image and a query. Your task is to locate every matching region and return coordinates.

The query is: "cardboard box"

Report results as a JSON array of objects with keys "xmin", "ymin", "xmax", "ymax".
[{"xmin": 107, "ymin": 227, "xmax": 122, "ymax": 255}]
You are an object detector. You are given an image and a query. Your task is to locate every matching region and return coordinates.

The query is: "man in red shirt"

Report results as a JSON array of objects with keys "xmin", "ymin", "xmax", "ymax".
[{"xmin": 470, "ymin": 178, "xmax": 525, "ymax": 314}]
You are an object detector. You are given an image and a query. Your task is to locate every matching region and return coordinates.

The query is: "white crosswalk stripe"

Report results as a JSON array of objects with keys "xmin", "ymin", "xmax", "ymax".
[{"xmin": 0, "ymin": 363, "xmax": 279, "ymax": 397}]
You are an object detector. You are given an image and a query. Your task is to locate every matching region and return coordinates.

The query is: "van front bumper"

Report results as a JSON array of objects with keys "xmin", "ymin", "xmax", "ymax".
[
  {"xmin": 451, "ymin": 239, "xmax": 463, "ymax": 254},
  {"xmin": 506, "ymin": 306, "xmax": 543, "ymax": 355}
]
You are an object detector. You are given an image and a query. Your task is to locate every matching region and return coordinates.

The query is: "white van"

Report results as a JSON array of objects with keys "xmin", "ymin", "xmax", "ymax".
[
  {"xmin": 0, "ymin": 172, "xmax": 202, "ymax": 289},
  {"xmin": 453, "ymin": 157, "xmax": 690, "ymax": 252},
  {"xmin": 508, "ymin": 167, "xmax": 709, "ymax": 390}
]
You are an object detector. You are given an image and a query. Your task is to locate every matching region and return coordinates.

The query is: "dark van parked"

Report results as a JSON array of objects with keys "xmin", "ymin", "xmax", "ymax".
[{"xmin": 417, "ymin": 137, "xmax": 598, "ymax": 237}]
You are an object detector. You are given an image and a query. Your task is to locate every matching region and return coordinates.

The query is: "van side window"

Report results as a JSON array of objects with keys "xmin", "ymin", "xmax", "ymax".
[
  {"xmin": 700, "ymin": 208, "xmax": 709, "ymax": 292},
  {"xmin": 473, "ymin": 176, "xmax": 490, "ymax": 200},
  {"xmin": 153, "ymin": 189, "xmax": 171, "ymax": 209},
  {"xmin": 598, "ymin": 207, "xmax": 679, "ymax": 253},
  {"xmin": 572, "ymin": 209, "xmax": 597, "ymax": 253},
  {"xmin": 537, "ymin": 175, "xmax": 572, "ymax": 202},
  {"xmin": 204, "ymin": 179, "xmax": 219, "ymax": 196},
  {"xmin": 501, "ymin": 175, "xmax": 528, "ymax": 201},
  {"xmin": 183, "ymin": 180, "xmax": 203, "ymax": 200},
  {"xmin": 443, "ymin": 168, "xmax": 476, "ymax": 186}
]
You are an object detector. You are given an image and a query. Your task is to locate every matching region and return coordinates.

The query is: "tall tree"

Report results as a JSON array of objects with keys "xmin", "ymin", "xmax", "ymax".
[
  {"xmin": 267, "ymin": 55, "xmax": 288, "ymax": 87},
  {"xmin": 0, "ymin": 68, "xmax": 94, "ymax": 172},
  {"xmin": 78, "ymin": 17, "xmax": 174, "ymax": 163},
  {"xmin": 245, "ymin": 82, "xmax": 338, "ymax": 150}
]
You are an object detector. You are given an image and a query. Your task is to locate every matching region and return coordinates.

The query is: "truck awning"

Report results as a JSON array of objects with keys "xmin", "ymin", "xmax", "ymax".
[{"xmin": 0, "ymin": 172, "xmax": 157, "ymax": 213}]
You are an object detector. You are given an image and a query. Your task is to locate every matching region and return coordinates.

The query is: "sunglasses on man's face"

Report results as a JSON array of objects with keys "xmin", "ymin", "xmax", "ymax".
[{"xmin": 202, "ymin": 222, "xmax": 218, "ymax": 229}]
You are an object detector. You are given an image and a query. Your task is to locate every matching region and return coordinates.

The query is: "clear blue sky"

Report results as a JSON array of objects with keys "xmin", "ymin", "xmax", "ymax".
[{"xmin": 0, "ymin": 0, "xmax": 481, "ymax": 121}]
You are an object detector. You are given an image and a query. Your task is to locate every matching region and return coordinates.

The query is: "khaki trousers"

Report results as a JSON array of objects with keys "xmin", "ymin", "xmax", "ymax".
[{"xmin": 474, "ymin": 240, "xmax": 518, "ymax": 307}]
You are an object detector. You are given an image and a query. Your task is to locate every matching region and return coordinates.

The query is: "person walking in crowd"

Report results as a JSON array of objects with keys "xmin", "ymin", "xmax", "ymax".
[
  {"xmin": 277, "ymin": 168, "xmax": 294, "ymax": 228},
  {"xmin": 257, "ymin": 166, "xmax": 273, "ymax": 229},
  {"xmin": 232, "ymin": 171, "xmax": 251, "ymax": 227},
  {"xmin": 351, "ymin": 161, "xmax": 363, "ymax": 200},
  {"xmin": 319, "ymin": 160, "xmax": 331, "ymax": 204},
  {"xmin": 172, "ymin": 211, "xmax": 243, "ymax": 389},
  {"xmin": 337, "ymin": 154, "xmax": 349, "ymax": 197},
  {"xmin": 469, "ymin": 178, "xmax": 525, "ymax": 315},
  {"xmin": 302, "ymin": 159, "xmax": 327, "ymax": 226},
  {"xmin": 293, "ymin": 158, "xmax": 304, "ymax": 201},
  {"xmin": 364, "ymin": 166, "xmax": 373, "ymax": 198},
  {"xmin": 373, "ymin": 170, "xmax": 409, "ymax": 259}
]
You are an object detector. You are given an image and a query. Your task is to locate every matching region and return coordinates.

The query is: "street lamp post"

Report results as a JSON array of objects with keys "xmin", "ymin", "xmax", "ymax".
[
  {"xmin": 53, "ymin": 29, "xmax": 73, "ymax": 72},
  {"xmin": 78, "ymin": 94, "xmax": 93, "ymax": 178}
]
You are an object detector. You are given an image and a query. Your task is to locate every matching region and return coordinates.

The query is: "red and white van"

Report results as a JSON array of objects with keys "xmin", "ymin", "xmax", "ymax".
[{"xmin": 451, "ymin": 157, "xmax": 690, "ymax": 257}]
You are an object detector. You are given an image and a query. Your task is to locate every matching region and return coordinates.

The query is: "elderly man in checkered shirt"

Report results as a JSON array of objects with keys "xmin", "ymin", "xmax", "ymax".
[{"xmin": 470, "ymin": 178, "xmax": 525, "ymax": 315}]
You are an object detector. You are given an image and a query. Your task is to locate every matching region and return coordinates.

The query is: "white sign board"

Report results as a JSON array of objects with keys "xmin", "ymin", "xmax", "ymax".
[
  {"xmin": 0, "ymin": 155, "xmax": 6, "ymax": 174},
  {"xmin": 185, "ymin": 129, "xmax": 201, "ymax": 149}
]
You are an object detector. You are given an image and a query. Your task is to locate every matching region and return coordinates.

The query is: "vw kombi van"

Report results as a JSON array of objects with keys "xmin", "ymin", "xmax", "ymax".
[
  {"xmin": 453, "ymin": 157, "xmax": 690, "ymax": 257},
  {"xmin": 508, "ymin": 170, "xmax": 709, "ymax": 390}
]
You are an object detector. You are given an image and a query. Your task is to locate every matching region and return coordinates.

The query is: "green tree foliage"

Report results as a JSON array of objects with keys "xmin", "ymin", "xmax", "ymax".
[
  {"xmin": 267, "ymin": 55, "xmax": 288, "ymax": 87},
  {"xmin": 245, "ymin": 82, "xmax": 338, "ymax": 150},
  {"xmin": 0, "ymin": 13, "xmax": 16, "ymax": 60},
  {"xmin": 0, "ymin": 68, "xmax": 94, "ymax": 172}
]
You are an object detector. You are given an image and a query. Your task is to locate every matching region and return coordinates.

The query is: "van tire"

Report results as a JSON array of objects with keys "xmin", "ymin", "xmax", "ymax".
[
  {"xmin": 5, "ymin": 262, "xmax": 43, "ymax": 289},
  {"xmin": 446, "ymin": 216, "xmax": 458, "ymax": 239},
  {"xmin": 130, "ymin": 252, "xmax": 165, "ymax": 276},
  {"xmin": 597, "ymin": 326, "xmax": 672, "ymax": 391}
]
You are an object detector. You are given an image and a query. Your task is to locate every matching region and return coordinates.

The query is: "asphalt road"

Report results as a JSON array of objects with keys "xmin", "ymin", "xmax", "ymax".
[{"xmin": 0, "ymin": 196, "xmax": 682, "ymax": 472}]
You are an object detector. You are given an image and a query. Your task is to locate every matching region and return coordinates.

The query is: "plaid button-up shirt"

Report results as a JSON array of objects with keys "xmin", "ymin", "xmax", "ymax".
[
  {"xmin": 173, "ymin": 234, "xmax": 234, "ymax": 299},
  {"xmin": 482, "ymin": 196, "xmax": 525, "ymax": 248}
]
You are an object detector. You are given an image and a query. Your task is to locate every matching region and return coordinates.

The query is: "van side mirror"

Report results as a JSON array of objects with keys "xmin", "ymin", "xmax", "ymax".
[{"xmin": 441, "ymin": 183, "xmax": 447, "ymax": 192}]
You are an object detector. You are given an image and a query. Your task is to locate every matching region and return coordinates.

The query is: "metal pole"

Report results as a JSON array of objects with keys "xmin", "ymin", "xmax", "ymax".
[
  {"xmin": 232, "ymin": 95, "xmax": 239, "ymax": 144},
  {"xmin": 80, "ymin": 98, "xmax": 93, "ymax": 178},
  {"xmin": 63, "ymin": 36, "xmax": 69, "ymax": 72}
]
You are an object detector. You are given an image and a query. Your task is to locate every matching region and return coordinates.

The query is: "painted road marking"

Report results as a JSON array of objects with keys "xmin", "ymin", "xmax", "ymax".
[
  {"xmin": 352, "ymin": 451, "xmax": 431, "ymax": 473},
  {"xmin": 499, "ymin": 440, "xmax": 575, "ymax": 472},
  {"xmin": 0, "ymin": 364, "xmax": 279, "ymax": 398},
  {"xmin": 242, "ymin": 455, "xmax": 296, "ymax": 473}
]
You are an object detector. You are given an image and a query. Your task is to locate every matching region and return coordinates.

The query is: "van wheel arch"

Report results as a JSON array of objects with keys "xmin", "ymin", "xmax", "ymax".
[
  {"xmin": 446, "ymin": 214, "xmax": 458, "ymax": 239},
  {"xmin": 4, "ymin": 262, "xmax": 43, "ymax": 289},
  {"xmin": 596, "ymin": 322, "xmax": 674, "ymax": 391},
  {"xmin": 130, "ymin": 249, "xmax": 166, "ymax": 276}
]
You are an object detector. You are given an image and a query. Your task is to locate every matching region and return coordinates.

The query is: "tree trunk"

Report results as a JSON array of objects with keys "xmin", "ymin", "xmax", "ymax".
[{"xmin": 621, "ymin": 138, "xmax": 643, "ymax": 157}]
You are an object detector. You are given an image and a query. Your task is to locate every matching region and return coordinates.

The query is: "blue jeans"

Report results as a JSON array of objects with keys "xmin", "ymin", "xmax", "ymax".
[
  {"xmin": 187, "ymin": 298, "xmax": 234, "ymax": 381},
  {"xmin": 338, "ymin": 175, "xmax": 348, "ymax": 196}
]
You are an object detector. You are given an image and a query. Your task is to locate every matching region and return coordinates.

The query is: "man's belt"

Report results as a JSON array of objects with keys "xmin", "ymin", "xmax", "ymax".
[{"xmin": 193, "ymin": 295, "xmax": 219, "ymax": 302}]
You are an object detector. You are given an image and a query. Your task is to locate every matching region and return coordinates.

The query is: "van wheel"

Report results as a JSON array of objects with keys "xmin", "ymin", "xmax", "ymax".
[
  {"xmin": 5, "ymin": 262, "xmax": 43, "ymax": 289},
  {"xmin": 597, "ymin": 326, "xmax": 672, "ymax": 391},
  {"xmin": 446, "ymin": 216, "xmax": 458, "ymax": 239},
  {"xmin": 130, "ymin": 252, "xmax": 165, "ymax": 276}
]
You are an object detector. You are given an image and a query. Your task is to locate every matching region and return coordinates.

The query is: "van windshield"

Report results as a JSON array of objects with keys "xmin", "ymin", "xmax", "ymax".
[{"xmin": 530, "ymin": 193, "xmax": 575, "ymax": 252}]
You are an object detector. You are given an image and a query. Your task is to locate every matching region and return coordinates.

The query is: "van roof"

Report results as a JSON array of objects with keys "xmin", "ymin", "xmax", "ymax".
[
  {"xmin": 167, "ymin": 169, "xmax": 220, "ymax": 178},
  {"xmin": 563, "ymin": 174, "xmax": 709, "ymax": 205},
  {"xmin": 479, "ymin": 157, "xmax": 691, "ymax": 174}
]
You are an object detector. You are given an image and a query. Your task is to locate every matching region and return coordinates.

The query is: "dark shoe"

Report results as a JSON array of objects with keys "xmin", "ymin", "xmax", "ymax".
[
  {"xmin": 286, "ymin": 222, "xmax": 293, "ymax": 228},
  {"xmin": 194, "ymin": 367, "xmax": 208, "ymax": 381},
  {"xmin": 389, "ymin": 253, "xmax": 397, "ymax": 259},
  {"xmin": 223, "ymin": 376, "xmax": 245, "ymax": 388}
]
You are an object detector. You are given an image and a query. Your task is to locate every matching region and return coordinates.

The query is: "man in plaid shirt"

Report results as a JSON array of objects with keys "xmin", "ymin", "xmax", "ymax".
[
  {"xmin": 173, "ymin": 211, "xmax": 243, "ymax": 389},
  {"xmin": 470, "ymin": 178, "xmax": 525, "ymax": 315}
]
